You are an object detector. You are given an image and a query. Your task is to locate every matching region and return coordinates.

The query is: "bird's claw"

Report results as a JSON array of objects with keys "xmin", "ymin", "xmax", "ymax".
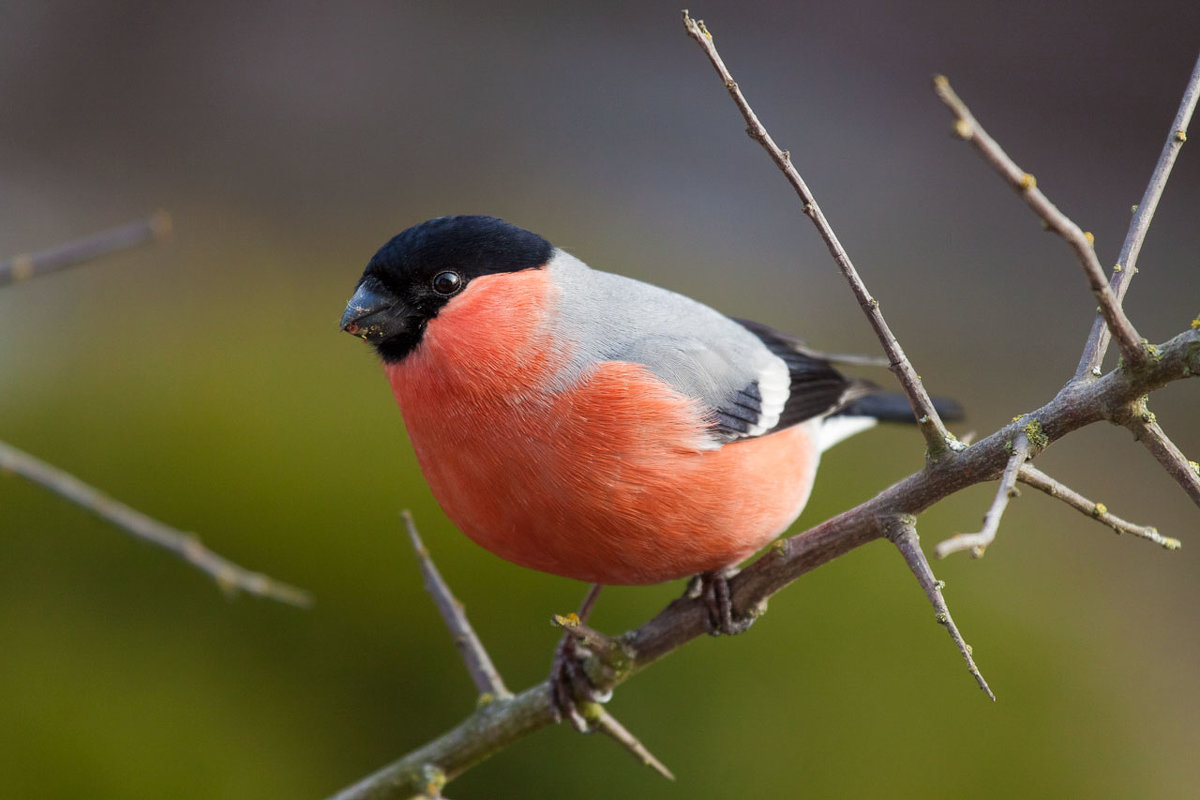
[
  {"xmin": 693, "ymin": 569, "xmax": 759, "ymax": 636},
  {"xmin": 549, "ymin": 632, "xmax": 610, "ymax": 732}
]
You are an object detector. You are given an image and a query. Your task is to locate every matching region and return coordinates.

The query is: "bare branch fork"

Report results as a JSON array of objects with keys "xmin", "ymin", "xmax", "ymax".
[
  {"xmin": 330, "ymin": 516, "xmax": 672, "ymax": 800},
  {"xmin": 2, "ymin": 216, "xmax": 310, "ymax": 606},
  {"xmin": 328, "ymin": 14, "xmax": 1200, "ymax": 798},
  {"xmin": 935, "ymin": 430, "xmax": 1032, "ymax": 559},
  {"xmin": 932, "ymin": 69, "xmax": 1200, "ymax": 515}
]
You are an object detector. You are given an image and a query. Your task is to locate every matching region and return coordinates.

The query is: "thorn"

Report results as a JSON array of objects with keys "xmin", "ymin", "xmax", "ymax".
[
  {"xmin": 592, "ymin": 708, "xmax": 675, "ymax": 781},
  {"xmin": 888, "ymin": 518, "xmax": 995, "ymax": 701}
]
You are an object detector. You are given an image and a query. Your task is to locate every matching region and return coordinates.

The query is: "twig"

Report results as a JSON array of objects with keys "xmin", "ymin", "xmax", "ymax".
[
  {"xmin": 885, "ymin": 517, "xmax": 994, "ymax": 700},
  {"xmin": 932, "ymin": 75, "xmax": 1148, "ymax": 371},
  {"xmin": 935, "ymin": 431, "xmax": 1032, "ymax": 558},
  {"xmin": 1123, "ymin": 401, "xmax": 1200, "ymax": 510},
  {"xmin": 0, "ymin": 438, "xmax": 310, "ymax": 606},
  {"xmin": 1017, "ymin": 464, "xmax": 1181, "ymax": 550},
  {"xmin": 682, "ymin": 10, "xmax": 957, "ymax": 460},
  {"xmin": 0, "ymin": 212, "xmax": 172, "ymax": 287},
  {"xmin": 1076, "ymin": 53, "xmax": 1200, "ymax": 380},
  {"xmin": 403, "ymin": 510, "xmax": 510, "ymax": 700}
]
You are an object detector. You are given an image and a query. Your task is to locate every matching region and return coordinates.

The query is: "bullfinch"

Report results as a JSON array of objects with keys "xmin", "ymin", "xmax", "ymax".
[{"xmin": 341, "ymin": 215, "xmax": 957, "ymax": 592}]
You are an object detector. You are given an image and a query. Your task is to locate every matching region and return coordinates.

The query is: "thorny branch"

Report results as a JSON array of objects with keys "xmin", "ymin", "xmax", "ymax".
[{"xmin": 327, "ymin": 15, "xmax": 1200, "ymax": 799}]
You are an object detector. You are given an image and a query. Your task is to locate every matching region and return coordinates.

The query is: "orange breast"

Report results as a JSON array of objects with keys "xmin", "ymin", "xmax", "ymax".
[{"xmin": 387, "ymin": 270, "xmax": 818, "ymax": 585}]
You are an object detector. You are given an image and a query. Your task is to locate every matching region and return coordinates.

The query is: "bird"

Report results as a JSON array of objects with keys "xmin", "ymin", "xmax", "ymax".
[{"xmin": 341, "ymin": 215, "xmax": 959, "ymax": 608}]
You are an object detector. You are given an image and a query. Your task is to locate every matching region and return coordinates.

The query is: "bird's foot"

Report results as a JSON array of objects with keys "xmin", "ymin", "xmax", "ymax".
[
  {"xmin": 548, "ymin": 584, "xmax": 609, "ymax": 732},
  {"xmin": 688, "ymin": 569, "xmax": 760, "ymax": 636},
  {"xmin": 549, "ymin": 631, "xmax": 613, "ymax": 732}
]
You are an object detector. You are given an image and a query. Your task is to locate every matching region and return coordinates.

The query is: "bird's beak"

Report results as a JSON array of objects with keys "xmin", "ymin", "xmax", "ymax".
[{"xmin": 341, "ymin": 282, "xmax": 397, "ymax": 342}]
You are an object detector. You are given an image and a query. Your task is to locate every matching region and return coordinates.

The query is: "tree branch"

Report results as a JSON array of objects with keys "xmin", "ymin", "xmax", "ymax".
[
  {"xmin": 0, "ymin": 212, "xmax": 172, "ymax": 287},
  {"xmin": 0, "ymin": 438, "xmax": 310, "ymax": 606},
  {"xmin": 932, "ymin": 76, "xmax": 1148, "ymax": 371},
  {"xmin": 1017, "ymin": 463, "xmax": 1181, "ymax": 549},
  {"xmin": 682, "ymin": 10, "xmax": 958, "ymax": 461},
  {"xmin": 1076, "ymin": 53, "xmax": 1200, "ymax": 379}
]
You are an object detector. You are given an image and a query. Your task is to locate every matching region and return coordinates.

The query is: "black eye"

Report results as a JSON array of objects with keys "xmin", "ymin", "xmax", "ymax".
[{"xmin": 431, "ymin": 271, "xmax": 462, "ymax": 296}]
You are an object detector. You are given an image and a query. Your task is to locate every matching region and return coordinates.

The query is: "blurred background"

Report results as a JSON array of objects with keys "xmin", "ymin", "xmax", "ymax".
[{"xmin": 2, "ymin": 1, "xmax": 1198, "ymax": 797}]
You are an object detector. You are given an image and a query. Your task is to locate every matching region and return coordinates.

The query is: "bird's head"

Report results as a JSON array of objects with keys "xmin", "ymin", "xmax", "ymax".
[{"xmin": 341, "ymin": 215, "xmax": 552, "ymax": 363}]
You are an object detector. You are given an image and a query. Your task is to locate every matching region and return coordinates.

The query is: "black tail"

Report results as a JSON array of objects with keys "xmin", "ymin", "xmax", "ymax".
[{"xmin": 834, "ymin": 392, "xmax": 964, "ymax": 424}]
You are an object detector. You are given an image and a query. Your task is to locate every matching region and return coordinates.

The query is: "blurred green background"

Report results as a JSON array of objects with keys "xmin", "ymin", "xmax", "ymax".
[{"xmin": 2, "ymin": 1, "xmax": 1198, "ymax": 798}]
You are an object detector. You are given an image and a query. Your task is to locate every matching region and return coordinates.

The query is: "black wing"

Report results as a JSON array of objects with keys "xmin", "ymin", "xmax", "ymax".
[
  {"xmin": 712, "ymin": 380, "xmax": 767, "ymax": 438},
  {"xmin": 731, "ymin": 317, "xmax": 877, "ymax": 434}
]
